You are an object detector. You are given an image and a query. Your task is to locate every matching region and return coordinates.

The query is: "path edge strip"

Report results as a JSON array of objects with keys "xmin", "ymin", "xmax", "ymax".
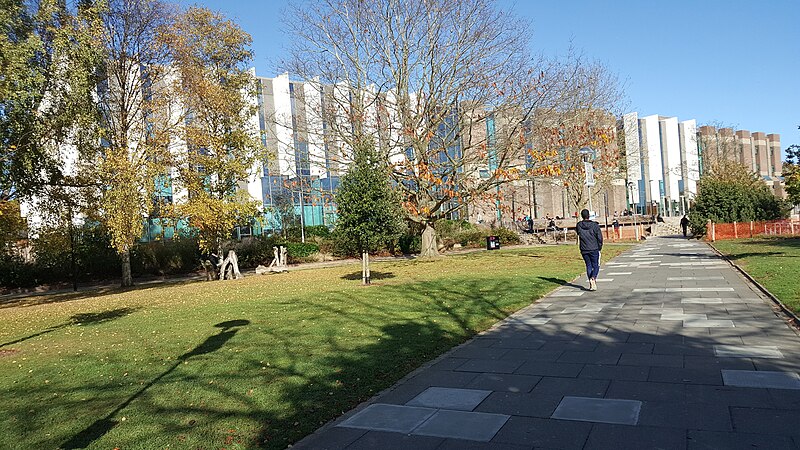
[{"xmin": 707, "ymin": 241, "xmax": 800, "ymax": 329}]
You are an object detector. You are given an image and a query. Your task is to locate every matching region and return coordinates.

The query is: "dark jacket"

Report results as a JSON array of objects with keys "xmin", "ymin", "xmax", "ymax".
[{"xmin": 576, "ymin": 219, "xmax": 603, "ymax": 253}]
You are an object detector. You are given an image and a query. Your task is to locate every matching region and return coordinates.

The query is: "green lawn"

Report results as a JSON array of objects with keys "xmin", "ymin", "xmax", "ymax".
[
  {"xmin": 0, "ymin": 244, "xmax": 629, "ymax": 449},
  {"xmin": 713, "ymin": 237, "xmax": 800, "ymax": 313}
]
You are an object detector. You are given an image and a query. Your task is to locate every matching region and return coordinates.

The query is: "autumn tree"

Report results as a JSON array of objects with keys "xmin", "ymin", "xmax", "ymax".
[
  {"xmin": 334, "ymin": 142, "xmax": 405, "ymax": 284},
  {"xmin": 688, "ymin": 160, "xmax": 789, "ymax": 236},
  {"xmin": 162, "ymin": 7, "xmax": 264, "ymax": 260},
  {"xmin": 1, "ymin": 0, "xmax": 103, "ymax": 202},
  {"xmin": 284, "ymin": 0, "xmax": 622, "ymax": 256},
  {"xmin": 784, "ymin": 143, "xmax": 800, "ymax": 207},
  {"xmin": 78, "ymin": 0, "xmax": 178, "ymax": 287}
]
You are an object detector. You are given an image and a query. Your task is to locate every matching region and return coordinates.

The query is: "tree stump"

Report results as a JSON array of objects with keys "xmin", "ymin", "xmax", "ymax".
[{"xmin": 218, "ymin": 250, "xmax": 243, "ymax": 280}]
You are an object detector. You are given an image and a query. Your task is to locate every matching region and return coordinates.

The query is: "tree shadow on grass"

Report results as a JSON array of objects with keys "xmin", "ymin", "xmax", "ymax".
[
  {"xmin": 721, "ymin": 251, "xmax": 786, "ymax": 260},
  {"xmin": 736, "ymin": 237, "xmax": 800, "ymax": 251},
  {"xmin": 0, "ymin": 277, "xmax": 202, "ymax": 310},
  {"xmin": 340, "ymin": 271, "xmax": 395, "ymax": 281},
  {"xmin": 16, "ymin": 259, "xmax": 580, "ymax": 448},
  {"xmin": 60, "ymin": 319, "xmax": 250, "ymax": 449},
  {"xmin": 537, "ymin": 276, "xmax": 588, "ymax": 291},
  {"xmin": 0, "ymin": 307, "xmax": 139, "ymax": 348}
]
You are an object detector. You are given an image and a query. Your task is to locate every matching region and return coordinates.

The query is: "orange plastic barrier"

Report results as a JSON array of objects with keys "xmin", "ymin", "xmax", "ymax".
[{"xmin": 707, "ymin": 220, "xmax": 800, "ymax": 241}]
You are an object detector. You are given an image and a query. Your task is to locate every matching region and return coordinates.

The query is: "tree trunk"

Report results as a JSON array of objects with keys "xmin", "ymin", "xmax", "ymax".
[
  {"xmin": 420, "ymin": 222, "xmax": 439, "ymax": 257},
  {"xmin": 121, "ymin": 249, "xmax": 133, "ymax": 287}
]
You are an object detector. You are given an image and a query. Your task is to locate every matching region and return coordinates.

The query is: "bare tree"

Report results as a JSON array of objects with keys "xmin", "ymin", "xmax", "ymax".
[
  {"xmin": 283, "ymin": 0, "xmax": 541, "ymax": 256},
  {"xmin": 282, "ymin": 0, "xmax": 623, "ymax": 255}
]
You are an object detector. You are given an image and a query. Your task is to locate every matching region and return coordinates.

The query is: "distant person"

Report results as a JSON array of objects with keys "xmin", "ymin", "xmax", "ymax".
[
  {"xmin": 576, "ymin": 208, "xmax": 603, "ymax": 291},
  {"xmin": 680, "ymin": 215, "xmax": 690, "ymax": 237},
  {"xmin": 612, "ymin": 218, "xmax": 620, "ymax": 238}
]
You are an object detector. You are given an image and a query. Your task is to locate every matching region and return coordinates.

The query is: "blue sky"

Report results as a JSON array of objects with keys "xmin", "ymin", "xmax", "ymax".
[{"xmin": 182, "ymin": 0, "xmax": 799, "ymax": 157}]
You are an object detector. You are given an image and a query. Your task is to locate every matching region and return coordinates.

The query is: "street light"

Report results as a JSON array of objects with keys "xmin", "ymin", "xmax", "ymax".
[
  {"xmin": 627, "ymin": 180, "xmax": 638, "ymax": 239},
  {"xmin": 579, "ymin": 147, "xmax": 595, "ymax": 216}
]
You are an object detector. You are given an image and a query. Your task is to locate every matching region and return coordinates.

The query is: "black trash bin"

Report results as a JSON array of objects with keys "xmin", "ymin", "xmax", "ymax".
[{"xmin": 486, "ymin": 235, "xmax": 500, "ymax": 250}]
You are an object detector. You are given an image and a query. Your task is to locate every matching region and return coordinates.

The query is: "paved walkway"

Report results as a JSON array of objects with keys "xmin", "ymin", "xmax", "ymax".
[{"xmin": 296, "ymin": 236, "xmax": 800, "ymax": 449}]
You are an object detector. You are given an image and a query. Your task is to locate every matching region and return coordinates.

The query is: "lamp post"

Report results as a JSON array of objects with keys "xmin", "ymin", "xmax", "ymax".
[
  {"xmin": 627, "ymin": 181, "xmax": 638, "ymax": 238},
  {"xmin": 579, "ymin": 147, "xmax": 595, "ymax": 216}
]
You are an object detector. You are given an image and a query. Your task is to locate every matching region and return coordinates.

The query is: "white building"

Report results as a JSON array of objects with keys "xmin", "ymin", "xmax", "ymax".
[{"xmin": 622, "ymin": 112, "xmax": 699, "ymax": 216}]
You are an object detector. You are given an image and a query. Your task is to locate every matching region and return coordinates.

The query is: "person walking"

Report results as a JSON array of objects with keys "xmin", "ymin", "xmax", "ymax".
[
  {"xmin": 680, "ymin": 215, "xmax": 690, "ymax": 238},
  {"xmin": 576, "ymin": 208, "xmax": 603, "ymax": 291}
]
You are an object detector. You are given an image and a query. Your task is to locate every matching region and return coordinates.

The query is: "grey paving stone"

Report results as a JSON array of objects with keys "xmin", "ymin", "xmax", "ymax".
[
  {"xmin": 466, "ymin": 373, "xmax": 542, "ymax": 393},
  {"xmin": 584, "ymin": 424, "xmax": 687, "ymax": 450},
  {"xmin": 337, "ymin": 404, "xmax": 436, "ymax": 433},
  {"xmin": 491, "ymin": 416, "xmax": 592, "ymax": 449},
  {"xmin": 491, "ymin": 338, "xmax": 546, "ymax": 350},
  {"xmin": 449, "ymin": 346, "xmax": 509, "ymax": 360},
  {"xmin": 618, "ymin": 353, "xmax": 684, "ymax": 368},
  {"xmin": 660, "ymin": 312, "xmax": 708, "ymax": 321},
  {"xmin": 551, "ymin": 396, "xmax": 641, "ymax": 425},
  {"xmin": 474, "ymin": 392, "xmax": 562, "ymax": 418},
  {"xmin": 550, "ymin": 291, "xmax": 585, "ymax": 297},
  {"xmin": 293, "ymin": 426, "xmax": 366, "ymax": 450},
  {"xmin": 685, "ymin": 385, "xmax": 773, "ymax": 408},
  {"xmin": 667, "ymin": 287, "xmax": 735, "ymax": 292},
  {"xmin": 346, "ymin": 431, "xmax": 444, "ymax": 450},
  {"xmin": 436, "ymin": 438, "xmax": 533, "ymax": 450},
  {"xmin": 531, "ymin": 377, "xmax": 609, "ymax": 398},
  {"xmin": 376, "ymin": 383, "xmax": 430, "ymax": 405},
  {"xmin": 722, "ymin": 370, "xmax": 800, "ymax": 389},
  {"xmin": 647, "ymin": 367, "xmax": 723, "ymax": 385},
  {"xmin": 557, "ymin": 350, "xmax": 621, "ymax": 365},
  {"xmin": 456, "ymin": 359, "xmax": 524, "ymax": 374},
  {"xmin": 638, "ymin": 401, "xmax": 732, "ymax": 431},
  {"xmin": 684, "ymin": 355, "xmax": 755, "ymax": 370},
  {"xmin": 729, "ymin": 407, "xmax": 800, "ymax": 437},
  {"xmin": 412, "ymin": 409, "xmax": 509, "ymax": 441},
  {"xmin": 606, "ymin": 380, "xmax": 686, "ymax": 402},
  {"xmin": 515, "ymin": 361, "xmax": 585, "ymax": 378},
  {"xmin": 539, "ymin": 340, "xmax": 599, "ymax": 352},
  {"xmin": 714, "ymin": 345, "xmax": 783, "ymax": 359},
  {"xmin": 686, "ymin": 430, "xmax": 795, "ymax": 450},
  {"xmin": 653, "ymin": 343, "xmax": 715, "ymax": 356},
  {"xmin": 405, "ymin": 370, "xmax": 478, "ymax": 388},
  {"xmin": 500, "ymin": 349, "xmax": 564, "ymax": 361},
  {"xmin": 683, "ymin": 318, "xmax": 735, "ymax": 328},
  {"xmin": 405, "ymin": 387, "xmax": 491, "ymax": 411},
  {"xmin": 578, "ymin": 364, "xmax": 650, "ymax": 381}
]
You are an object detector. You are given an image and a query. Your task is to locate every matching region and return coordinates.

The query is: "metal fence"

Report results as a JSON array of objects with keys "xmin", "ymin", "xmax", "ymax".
[{"xmin": 706, "ymin": 219, "xmax": 800, "ymax": 241}]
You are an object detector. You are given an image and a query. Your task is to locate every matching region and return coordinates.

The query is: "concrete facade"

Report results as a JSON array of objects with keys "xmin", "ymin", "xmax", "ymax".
[
  {"xmin": 622, "ymin": 112, "xmax": 699, "ymax": 216},
  {"xmin": 696, "ymin": 126, "xmax": 784, "ymax": 198}
]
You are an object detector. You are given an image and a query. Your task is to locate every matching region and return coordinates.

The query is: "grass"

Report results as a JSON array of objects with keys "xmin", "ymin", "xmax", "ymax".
[
  {"xmin": 713, "ymin": 237, "xmax": 800, "ymax": 313},
  {"xmin": 0, "ymin": 244, "xmax": 630, "ymax": 449}
]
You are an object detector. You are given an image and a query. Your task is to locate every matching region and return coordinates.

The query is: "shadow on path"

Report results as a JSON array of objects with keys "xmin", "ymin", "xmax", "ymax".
[{"xmin": 537, "ymin": 276, "xmax": 588, "ymax": 291}]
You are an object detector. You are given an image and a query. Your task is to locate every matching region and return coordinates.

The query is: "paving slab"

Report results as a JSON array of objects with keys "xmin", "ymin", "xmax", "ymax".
[
  {"xmin": 406, "ymin": 387, "xmax": 491, "ymax": 410},
  {"xmin": 337, "ymin": 404, "xmax": 436, "ymax": 433},
  {"xmin": 551, "ymin": 396, "xmax": 642, "ymax": 425},
  {"xmin": 722, "ymin": 370, "xmax": 800, "ymax": 389},
  {"xmin": 714, "ymin": 345, "xmax": 783, "ymax": 359},
  {"xmin": 412, "ymin": 409, "xmax": 509, "ymax": 441}
]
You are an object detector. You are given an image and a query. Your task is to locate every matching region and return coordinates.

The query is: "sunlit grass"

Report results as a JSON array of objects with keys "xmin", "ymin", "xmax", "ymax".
[
  {"xmin": 713, "ymin": 237, "xmax": 800, "ymax": 312},
  {"xmin": 0, "ymin": 244, "xmax": 630, "ymax": 449}
]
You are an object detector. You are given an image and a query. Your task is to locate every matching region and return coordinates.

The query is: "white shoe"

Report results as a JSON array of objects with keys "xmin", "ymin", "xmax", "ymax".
[{"xmin": 589, "ymin": 279, "xmax": 597, "ymax": 291}]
